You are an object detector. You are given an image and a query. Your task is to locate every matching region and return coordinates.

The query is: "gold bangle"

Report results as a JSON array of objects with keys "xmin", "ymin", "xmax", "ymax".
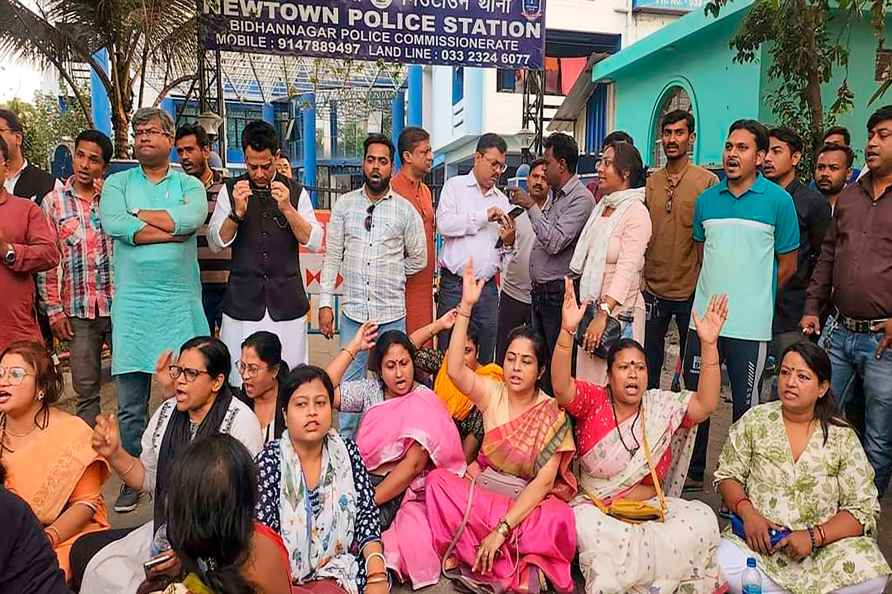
[
  {"xmin": 341, "ymin": 348, "xmax": 356, "ymax": 361},
  {"xmin": 560, "ymin": 326, "xmax": 576, "ymax": 336}
]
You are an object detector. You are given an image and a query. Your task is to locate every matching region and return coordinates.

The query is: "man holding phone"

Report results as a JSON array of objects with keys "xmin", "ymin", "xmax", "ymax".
[
  {"xmin": 435, "ymin": 133, "xmax": 515, "ymax": 364},
  {"xmin": 510, "ymin": 133, "xmax": 594, "ymax": 394},
  {"xmin": 208, "ymin": 121, "xmax": 322, "ymax": 386}
]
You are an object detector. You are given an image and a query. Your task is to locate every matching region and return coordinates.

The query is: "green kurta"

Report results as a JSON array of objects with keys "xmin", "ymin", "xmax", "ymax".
[
  {"xmin": 714, "ymin": 401, "xmax": 891, "ymax": 594},
  {"xmin": 100, "ymin": 166, "xmax": 209, "ymax": 375}
]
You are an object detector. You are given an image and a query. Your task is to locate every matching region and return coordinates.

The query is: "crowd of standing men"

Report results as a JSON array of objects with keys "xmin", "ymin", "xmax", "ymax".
[{"xmin": 0, "ymin": 99, "xmax": 890, "ymax": 517}]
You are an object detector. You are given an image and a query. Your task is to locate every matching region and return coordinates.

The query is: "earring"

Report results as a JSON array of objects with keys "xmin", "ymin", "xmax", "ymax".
[{"xmin": 37, "ymin": 392, "xmax": 45, "ymax": 401}]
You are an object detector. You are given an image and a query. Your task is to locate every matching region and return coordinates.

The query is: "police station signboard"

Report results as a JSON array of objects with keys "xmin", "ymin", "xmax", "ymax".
[{"xmin": 202, "ymin": 0, "xmax": 546, "ymax": 69}]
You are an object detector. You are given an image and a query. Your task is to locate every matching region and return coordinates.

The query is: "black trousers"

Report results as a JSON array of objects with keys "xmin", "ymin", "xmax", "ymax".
[
  {"xmin": 495, "ymin": 292, "xmax": 532, "ymax": 365},
  {"xmin": 682, "ymin": 329, "xmax": 769, "ymax": 481}
]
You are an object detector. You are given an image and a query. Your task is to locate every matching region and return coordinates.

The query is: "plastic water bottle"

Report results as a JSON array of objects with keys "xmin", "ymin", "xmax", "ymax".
[{"xmin": 742, "ymin": 557, "xmax": 762, "ymax": 594}]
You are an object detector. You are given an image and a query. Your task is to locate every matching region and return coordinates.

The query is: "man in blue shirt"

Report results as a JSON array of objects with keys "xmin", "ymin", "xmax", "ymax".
[{"xmin": 681, "ymin": 119, "xmax": 800, "ymax": 489}]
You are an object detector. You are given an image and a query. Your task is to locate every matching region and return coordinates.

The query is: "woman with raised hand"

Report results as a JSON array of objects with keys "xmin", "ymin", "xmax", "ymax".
[
  {"xmin": 425, "ymin": 259, "xmax": 578, "ymax": 594},
  {"xmin": 74, "ymin": 336, "xmax": 263, "ymax": 593},
  {"xmin": 324, "ymin": 325, "xmax": 465, "ymax": 589},
  {"xmin": 411, "ymin": 310, "xmax": 501, "ymax": 463},
  {"xmin": 0, "ymin": 340, "xmax": 109, "ymax": 582},
  {"xmin": 714, "ymin": 341, "xmax": 890, "ymax": 594},
  {"xmin": 552, "ymin": 276, "xmax": 728, "ymax": 593}
]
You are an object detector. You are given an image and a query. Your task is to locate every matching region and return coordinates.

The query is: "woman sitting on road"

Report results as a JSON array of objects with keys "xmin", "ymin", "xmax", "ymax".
[
  {"xmin": 552, "ymin": 277, "xmax": 727, "ymax": 593},
  {"xmin": 139, "ymin": 434, "xmax": 292, "ymax": 594},
  {"xmin": 254, "ymin": 365, "xmax": 386, "ymax": 594},
  {"xmin": 236, "ymin": 331, "xmax": 290, "ymax": 443},
  {"xmin": 425, "ymin": 260, "xmax": 578, "ymax": 594},
  {"xmin": 74, "ymin": 337, "xmax": 263, "ymax": 594},
  {"xmin": 326, "ymin": 326, "xmax": 465, "ymax": 589},
  {"xmin": 412, "ymin": 311, "xmax": 502, "ymax": 463},
  {"xmin": 715, "ymin": 341, "xmax": 891, "ymax": 594},
  {"xmin": 0, "ymin": 340, "xmax": 110, "ymax": 581}
]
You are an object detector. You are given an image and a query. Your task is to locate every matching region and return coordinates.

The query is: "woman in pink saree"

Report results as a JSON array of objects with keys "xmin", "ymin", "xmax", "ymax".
[
  {"xmin": 425, "ymin": 260, "xmax": 577, "ymax": 594},
  {"xmin": 326, "ymin": 324, "xmax": 466, "ymax": 589},
  {"xmin": 553, "ymin": 277, "xmax": 728, "ymax": 594}
]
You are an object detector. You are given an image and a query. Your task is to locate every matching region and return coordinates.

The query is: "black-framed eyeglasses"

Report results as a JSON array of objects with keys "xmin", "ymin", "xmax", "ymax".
[
  {"xmin": 168, "ymin": 365, "xmax": 210, "ymax": 383},
  {"xmin": 364, "ymin": 203, "xmax": 377, "ymax": 232}
]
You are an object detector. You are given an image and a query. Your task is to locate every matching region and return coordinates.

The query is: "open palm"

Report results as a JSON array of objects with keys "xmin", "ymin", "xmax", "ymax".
[
  {"xmin": 692, "ymin": 294, "xmax": 728, "ymax": 344},
  {"xmin": 461, "ymin": 258, "xmax": 484, "ymax": 305},
  {"xmin": 561, "ymin": 276, "xmax": 587, "ymax": 331}
]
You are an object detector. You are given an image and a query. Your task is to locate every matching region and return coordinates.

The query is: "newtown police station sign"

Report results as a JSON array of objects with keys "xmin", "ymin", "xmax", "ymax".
[{"xmin": 202, "ymin": 0, "xmax": 546, "ymax": 69}]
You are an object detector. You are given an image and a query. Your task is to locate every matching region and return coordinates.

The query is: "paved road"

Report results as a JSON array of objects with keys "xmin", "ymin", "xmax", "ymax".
[{"xmin": 69, "ymin": 334, "xmax": 892, "ymax": 593}]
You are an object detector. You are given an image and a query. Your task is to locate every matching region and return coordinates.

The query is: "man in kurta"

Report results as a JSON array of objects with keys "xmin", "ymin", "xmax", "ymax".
[
  {"xmin": 99, "ymin": 107, "xmax": 208, "ymax": 513},
  {"xmin": 0, "ymin": 136, "xmax": 59, "ymax": 351},
  {"xmin": 392, "ymin": 127, "xmax": 435, "ymax": 341}
]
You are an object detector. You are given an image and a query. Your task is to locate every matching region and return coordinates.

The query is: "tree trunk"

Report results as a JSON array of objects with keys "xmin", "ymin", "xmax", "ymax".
[{"xmin": 108, "ymin": 50, "xmax": 136, "ymax": 159}]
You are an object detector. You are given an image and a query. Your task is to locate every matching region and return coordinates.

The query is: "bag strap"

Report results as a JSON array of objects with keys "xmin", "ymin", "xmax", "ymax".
[
  {"xmin": 442, "ymin": 474, "xmax": 478, "ymax": 577},
  {"xmin": 640, "ymin": 403, "xmax": 667, "ymax": 521}
]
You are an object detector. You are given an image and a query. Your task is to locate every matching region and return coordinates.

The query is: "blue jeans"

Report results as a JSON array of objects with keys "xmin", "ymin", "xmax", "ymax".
[
  {"xmin": 436, "ymin": 271, "xmax": 499, "ymax": 365},
  {"xmin": 821, "ymin": 318, "xmax": 892, "ymax": 495},
  {"xmin": 337, "ymin": 313, "xmax": 405, "ymax": 439},
  {"xmin": 114, "ymin": 371, "xmax": 152, "ymax": 457}
]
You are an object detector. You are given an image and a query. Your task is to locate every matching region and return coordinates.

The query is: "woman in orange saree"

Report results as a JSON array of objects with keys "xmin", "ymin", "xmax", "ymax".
[{"xmin": 0, "ymin": 341, "xmax": 109, "ymax": 580}]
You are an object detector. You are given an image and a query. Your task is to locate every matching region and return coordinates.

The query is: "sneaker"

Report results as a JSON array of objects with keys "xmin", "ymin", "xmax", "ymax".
[
  {"xmin": 114, "ymin": 485, "xmax": 140, "ymax": 513},
  {"xmin": 682, "ymin": 477, "xmax": 704, "ymax": 493}
]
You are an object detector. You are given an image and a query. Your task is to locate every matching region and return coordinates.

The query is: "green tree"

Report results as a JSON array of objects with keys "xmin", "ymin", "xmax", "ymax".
[
  {"xmin": 0, "ymin": 0, "xmax": 199, "ymax": 157},
  {"xmin": 705, "ymin": 0, "xmax": 887, "ymax": 174},
  {"xmin": 2, "ymin": 91, "xmax": 89, "ymax": 169}
]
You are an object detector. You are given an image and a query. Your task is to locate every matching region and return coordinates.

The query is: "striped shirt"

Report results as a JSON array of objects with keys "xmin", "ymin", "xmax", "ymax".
[
  {"xmin": 37, "ymin": 177, "xmax": 114, "ymax": 322},
  {"xmin": 319, "ymin": 187, "xmax": 426, "ymax": 324},
  {"xmin": 197, "ymin": 169, "xmax": 229, "ymax": 287}
]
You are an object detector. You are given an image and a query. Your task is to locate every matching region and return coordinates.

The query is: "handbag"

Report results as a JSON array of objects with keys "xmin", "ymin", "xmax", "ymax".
[
  {"xmin": 574, "ymin": 302, "xmax": 623, "ymax": 359},
  {"xmin": 440, "ymin": 469, "xmax": 531, "ymax": 593},
  {"xmin": 582, "ymin": 404, "xmax": 667, "ymax": 524}
]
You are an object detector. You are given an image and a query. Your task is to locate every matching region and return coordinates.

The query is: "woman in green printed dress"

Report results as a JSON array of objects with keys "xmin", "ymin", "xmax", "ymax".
[{"xmin": 714, "ymin": 341, "xmax": 890, "ymax": 594}]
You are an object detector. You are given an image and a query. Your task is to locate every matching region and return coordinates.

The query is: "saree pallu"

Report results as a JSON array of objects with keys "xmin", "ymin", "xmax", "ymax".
[
  {"xmin": 573, "ymin": 389, "xmax": 724, "ymax": 594},
  {"xmin": 356, "ymin": 387, "xmax": 466, "ymax": 589},
  {"xmin": 5, "ymin": 411, "xmax": 110, "ymax": 578},
  {"xmin": 425, "ymin": 397, "xmax": 578, "ymax": 593}
]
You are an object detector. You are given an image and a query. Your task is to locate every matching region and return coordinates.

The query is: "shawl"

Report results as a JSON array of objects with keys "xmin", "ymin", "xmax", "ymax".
[{"xmin": 569, "ymin": 186, "xmax": 645, "ymax": 301}]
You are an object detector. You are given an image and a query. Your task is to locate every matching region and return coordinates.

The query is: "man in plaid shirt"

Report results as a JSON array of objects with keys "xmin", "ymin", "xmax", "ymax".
[{"xmin": 37, "ymin": 130, "xmax": 115, "ymax": 427}]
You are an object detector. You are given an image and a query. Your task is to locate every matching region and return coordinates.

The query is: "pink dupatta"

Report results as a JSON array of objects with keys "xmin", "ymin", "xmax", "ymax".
[{"xmin": 356, "ymin": 386, "xmax": 466, "ymax": 588}]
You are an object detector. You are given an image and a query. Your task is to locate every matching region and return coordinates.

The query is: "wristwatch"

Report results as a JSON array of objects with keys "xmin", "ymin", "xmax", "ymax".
[
  {"xmin": 227, "ymin": 211, "xmax": 245, "ymax": 225},
  {"xmin": 599, "ymin": 301, "xmax": 613, "ymax": 316},
  {"xmin": 3, "ymin": 245, "xmax": 15, "ymax": 266}
]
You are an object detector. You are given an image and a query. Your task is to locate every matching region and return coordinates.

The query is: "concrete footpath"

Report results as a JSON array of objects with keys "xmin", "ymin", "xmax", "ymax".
[{"xmin": 66, "ymin": 334, "xmax": 892, "ymax": 593}]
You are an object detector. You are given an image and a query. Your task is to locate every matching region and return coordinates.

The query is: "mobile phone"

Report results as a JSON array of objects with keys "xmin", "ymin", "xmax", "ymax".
[
  {"xmin": 252, "ymin": 188, "xmax": 272, "ymax": 200},
  {"xmin": 506, "ymin": 206, "xmax": 525, "ymax": 219},
  {"xmin": 143, "ymin": 552, "xmax": 175, "ymax": 578}
]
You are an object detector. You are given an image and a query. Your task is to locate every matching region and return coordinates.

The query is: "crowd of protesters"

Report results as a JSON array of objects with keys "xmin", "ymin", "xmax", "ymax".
[{"xmin": 0, "ymin": 101, "xmax": 891, "ymax": 594}]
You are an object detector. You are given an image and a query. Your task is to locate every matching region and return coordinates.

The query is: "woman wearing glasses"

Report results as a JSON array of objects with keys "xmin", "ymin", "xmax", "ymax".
[
  {"xmin": 236, "ymin": 331, "xmax": 291, "ymax": 443},
  {"xmin": 570, "ymin": 141, "xmax": 652, "ymax": 384},
  {"xmin": 0, "ymin": 340, "xmax": 110, "ymax": 582},
  {"xmin": 73, "ymin": 336, "xmax": 263, "ymax": 594}
]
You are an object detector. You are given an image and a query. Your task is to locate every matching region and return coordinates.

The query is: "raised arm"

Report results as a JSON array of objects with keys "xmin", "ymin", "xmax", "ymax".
[
  {"xmin": 409, "ymin": 309, "xmax": 457, "ymax": 349},
  {"xmin": 446, "ymin": 260, "xmax": 491, "ymax": 406},
  {"xmin": 685, "ymin": 294, "xmax": 728, "ymax": 424},
  {"xmin": 326, "ymin": 322, "xmax": 378, "ymax": 408},
  {"xmin": 551, "ymin": 276, "xmax": 587, "ymax": 407}
]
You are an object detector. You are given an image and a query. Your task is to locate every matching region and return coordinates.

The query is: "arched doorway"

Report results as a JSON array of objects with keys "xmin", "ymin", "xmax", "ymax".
[{"xmin": 651, "ymin": 85, "xmax": 693, "ymax": 169}]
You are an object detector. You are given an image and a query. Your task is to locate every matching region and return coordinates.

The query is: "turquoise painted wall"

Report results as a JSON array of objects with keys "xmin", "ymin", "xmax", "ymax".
[
  {"xmin": 758, "ymin": 15, "xmax": 892, "ymax": 163},
  {"xmin": 611, "ymin": 11, "xmax": 762, "ymax": 167},
  {"xmin": 609, "ymin": 8, "xmax": 889, "ymax": 168}
]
